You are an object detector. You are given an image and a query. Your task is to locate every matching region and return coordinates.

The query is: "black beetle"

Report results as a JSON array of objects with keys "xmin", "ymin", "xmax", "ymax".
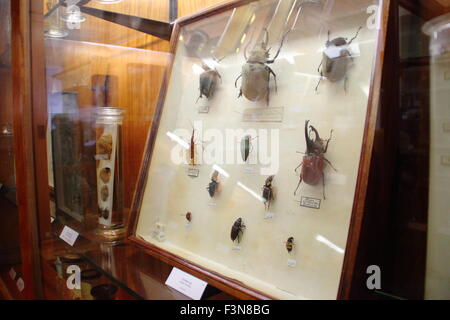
[
  {"xmin": 286, "ymin": 237, "xmax": 294, "ymax": 253},
  {"xmin": 206, "ymin": 170, "xmax": 219, "ymax": 197},
  {"xmin": 235, "ymin": 29, "xmax": 289, "ymax": 105},
  {"xmin": 316, "ymin": 27, "xmax": 362, "ymax": 92},
  {"xmin": 230, "ymin": 218, "xmax": 245, "ymax": 243},
  {"xmin": 294, "ymin": 120, "xmax": 337, "ymax": 199},
  {"xmin": 186, "ymin": 212, "xmax": 192, "ymax": 222},
  {"xmin": 262, "ymin": 175, "xmax": 275, "ymax": 210},
  {"xmin": 197, "ymin": 63, "xmax": 221, "ymax": 103}
]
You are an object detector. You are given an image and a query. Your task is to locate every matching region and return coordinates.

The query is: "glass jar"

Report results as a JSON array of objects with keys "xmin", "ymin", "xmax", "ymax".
[
  {"xmin": 80, "ymin": 269, "xmax": 102, "ymax": 300},
  {"xmin": 94, "ymin": 107, "xmax": 125, "ymax": 244},
  {"xmin": 90, "ymin": 283, "xmax": 118, "ymax": 300}
]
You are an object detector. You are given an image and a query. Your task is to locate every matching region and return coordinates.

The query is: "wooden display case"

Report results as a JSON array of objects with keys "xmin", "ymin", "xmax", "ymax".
[{"xmin": 127, "ymin": 0, "xmax": 391, "ymax": 300}]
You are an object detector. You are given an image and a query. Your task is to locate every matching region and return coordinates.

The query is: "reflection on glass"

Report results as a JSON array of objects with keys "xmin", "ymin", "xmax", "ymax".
[{"xmin": 45, "ymin": 0, "xmax": 69, "ymax": 39}]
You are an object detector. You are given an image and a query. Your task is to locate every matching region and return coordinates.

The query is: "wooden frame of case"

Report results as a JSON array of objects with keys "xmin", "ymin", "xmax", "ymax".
[{"xmin": 127, "ymin": 0, "xmax": 391, "ymax": 300}]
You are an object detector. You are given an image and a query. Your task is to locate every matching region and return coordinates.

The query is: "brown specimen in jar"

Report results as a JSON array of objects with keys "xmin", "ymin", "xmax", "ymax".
[
  {"xmin": 101, "ymin": 185, "xmax": 109, "ymax": 202},
  {"xmin": 99, "ymin": 167, "xmax": 111, "ymax": 183},
  {"xmin": 98, "ymin": 208, "xmax": 109, "ymax": 219},
  {"xmin": 97, "ymin": 134, "xmax": 113, "ymax": 159}
]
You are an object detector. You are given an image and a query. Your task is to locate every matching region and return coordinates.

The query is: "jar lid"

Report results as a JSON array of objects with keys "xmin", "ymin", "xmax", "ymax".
[
  {"xmin": 91, "ymin": 283, "xmax": 118, "ymax": 300},
  {"xmin": 81, "ymin": 269, "xmax": 102, "ymax": 280},
  {"xmin": 60, "ymin": 253, "xmax": 83, "ymax": 263}
]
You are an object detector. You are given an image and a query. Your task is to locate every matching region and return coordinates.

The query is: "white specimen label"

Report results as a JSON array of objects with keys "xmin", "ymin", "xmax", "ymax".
[
  {"xmin": 165, "ymin": 267, "xmax": 207, "ymax": 300},
  {"xmin": 287, "ymin": 259, "xmax": 297, "ymax": 267},
  {"xmin": 59, "ymin": 226, "xmax": 79, "ymax": 246}
]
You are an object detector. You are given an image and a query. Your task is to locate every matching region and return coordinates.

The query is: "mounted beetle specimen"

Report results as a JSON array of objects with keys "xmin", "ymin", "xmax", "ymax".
[
  {"xmin": 235, "ymin": 29, "xmax": 289, "ymax": 105},
  {"xmin": 262, "ymin": 175, "xmax": 275, "ymax": 210},
  {"xmin": 206, "ymin": 170, "xmax": 219, "ymax": 197},
  {"xmin": 197, "ymin": 63, "xmax": 221, "ymax": 103},
  {"xmin": 186, "ymin": 212, "xmax": 192, "ymax": 223},
  {"xmin": 294, "ymin": 120, "xmax": 336, "ymax": 199},
  {"xmin": 316, "ymin": 27, "xmax": 362, "ymax": 92},
  {"xmin": 286, "ymin": 237, "xmax": 294, "ymax": 253},
  {"xmin": 240, "ymin": 135, "xmax": 257, "ymax": 162},
  {"xmin": 230, "ymin": 218, "xmax": 245, "ymax": 243}
]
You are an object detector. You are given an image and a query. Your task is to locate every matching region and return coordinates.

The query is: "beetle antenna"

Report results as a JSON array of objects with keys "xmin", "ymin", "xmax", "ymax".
[
  {"xmin": 348, "ymin": 26, "xmax": 362, "ymax": 45},
  {"xmin": 267, "ymin": 29, "xmax": 290, "ymax": 63}
]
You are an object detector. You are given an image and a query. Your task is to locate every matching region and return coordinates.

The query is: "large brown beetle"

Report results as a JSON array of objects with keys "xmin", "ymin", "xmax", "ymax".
[
  {"xmin": 262, "ymin": 175, "xmax": 275, "ymax": 210},
  {"xmin": 235, "ymin": 29, "xmax": 289, "ymax": 105},
  {"xmin": 294, "ymin": 121, "xmax": 336, "ymax": 199},
  {"xmin": 230, "ymin": 218, "xmax": 245, "ymax": 243},
  {"xmin": 316, "ymin": 27, "xmax": 362, "ymax": 92},
  {"xmin": 197, "ymin": 63, "xmax": 221, "ymax": 103}
]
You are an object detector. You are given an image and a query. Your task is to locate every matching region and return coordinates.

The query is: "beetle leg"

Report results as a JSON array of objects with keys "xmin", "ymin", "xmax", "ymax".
[
  {"xmin": 347, "ymin": 26, "xmax": 362, "ymax": 45},
  {"xmin": 235, "ymin": 74, "xmax": 242, "ymax": 88},
  {"xmin": 322, "ymin": 171, "xmax": 326, "ymax": 200},
  {"xmin": 324, "ymin": 130, "xmax": 333, "ymax": 153},
  {"xmin": 266, "ymin": 30, "xmax": 290, "ymax": 63},
  {"xmin": 344, "ymin": 75, "xmax": 348, "ymax": 94},
  {"xmin": 317, "ymin": 59, "xmax": 323, "ymax": 74},
  {"xmin": 294, "ymin": 175, "xmax": 303, "ymax": 196},
  {"xmin": 315, "ymin": 71, "xmax": 323, "ymax": 92},
  {"xmin": 324, "ymin": 158, "xmax": 337, "ymax": 171},
  {"xmin": 267, "ymin": 67, "xmax": 277, "ymax": 93},
  {"xmin": 295, "ymin": 162, "xmax": 303, "ymax": 173}
]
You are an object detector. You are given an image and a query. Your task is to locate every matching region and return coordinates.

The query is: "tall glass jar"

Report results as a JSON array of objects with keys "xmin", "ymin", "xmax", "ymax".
[
  {"xmin": 94, "ymin": 107, "xmax": 125, "ymax": 244},
  {"xmin": 422, "ymin": 13, "xmax": 450, "ymax": 300}
]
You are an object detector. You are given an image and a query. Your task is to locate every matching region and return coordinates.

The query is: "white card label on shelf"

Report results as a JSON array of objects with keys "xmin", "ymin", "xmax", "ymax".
[
  {"xmin": 165, "ymin": 267, "xmax": 207, "ymax": 300},
  {"xmin": 187, "ymin": 168, "xmax": 200, "ymax": 177},
  {"xmin": 9, "ymin": 268, "xmax": 16, "ymax": 280},
  {"xmin": 59, "ymin": 226, "xmax": 79, "ymax": 246},
  {"xmin": 198, "ymin": 105, "xmax": 210, "ymax": 114},
  {"xmin": 264, "ymin": 212, "xmax": 275, "ymax": 219},
  {"xmin": 287, "ymin": 259, "xmax": 297, "ymax": 268},
  {"xmin": 16, "ymin": 277, "xmax": 25, "ymax": 292}
]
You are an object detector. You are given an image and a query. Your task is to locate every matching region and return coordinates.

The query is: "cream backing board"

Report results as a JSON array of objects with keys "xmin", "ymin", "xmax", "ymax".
[
  {"xmin": 97, "ymin": 124, "xmax": 118, "ymax": 226},
  {"xmin": 136, "ymin": 0, "xmax": 382, "ymax": 300},
  {"xmin": 426, "ymin": 51, "xmax": 450, "ymax": 299}
]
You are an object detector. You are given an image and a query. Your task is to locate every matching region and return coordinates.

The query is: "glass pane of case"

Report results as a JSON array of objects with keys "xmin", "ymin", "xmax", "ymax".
[
  {"xmin": 0, "ymin": 0, "xmax": 23, "ymax": 297},
  {"xmin": 134, "ymin": 0, "xmax": 384, "ymax": 299}
]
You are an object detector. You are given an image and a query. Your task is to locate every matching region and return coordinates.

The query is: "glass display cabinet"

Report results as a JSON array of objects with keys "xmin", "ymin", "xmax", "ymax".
[
  {"xmin": 128, "ymin": 0, "xmax": 390, "ymax": 300},
  {"xmin": 1, "ymin": 0, "xmax": 448, "ymax": 301}
]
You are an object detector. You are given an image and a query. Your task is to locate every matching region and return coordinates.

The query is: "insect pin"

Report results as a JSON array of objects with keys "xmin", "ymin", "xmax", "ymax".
[
  {"xmin": 316, "ymin": 26, "xmax": 362, "ymax": 93},
  {"xmin": 230, "ymin": 218, "xmax": 245, "ymax": 243},
  {"xmin": 286, "ymin": 237, "xmax": 294, "ymax": 253},
  {"xmin": 206, "ymin": 170, "xmax": 219, "ymax": 197},
  {"xmin": 294, "ymin": 120, "xmax": 337, "ymax": 199},
  {"xmin": 235, "ymin": 29, "xmax": 290, "ymax": 105},
  {"xmin": 262, "ymin": 175, "xmax": 275, "ymax": 210}
]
